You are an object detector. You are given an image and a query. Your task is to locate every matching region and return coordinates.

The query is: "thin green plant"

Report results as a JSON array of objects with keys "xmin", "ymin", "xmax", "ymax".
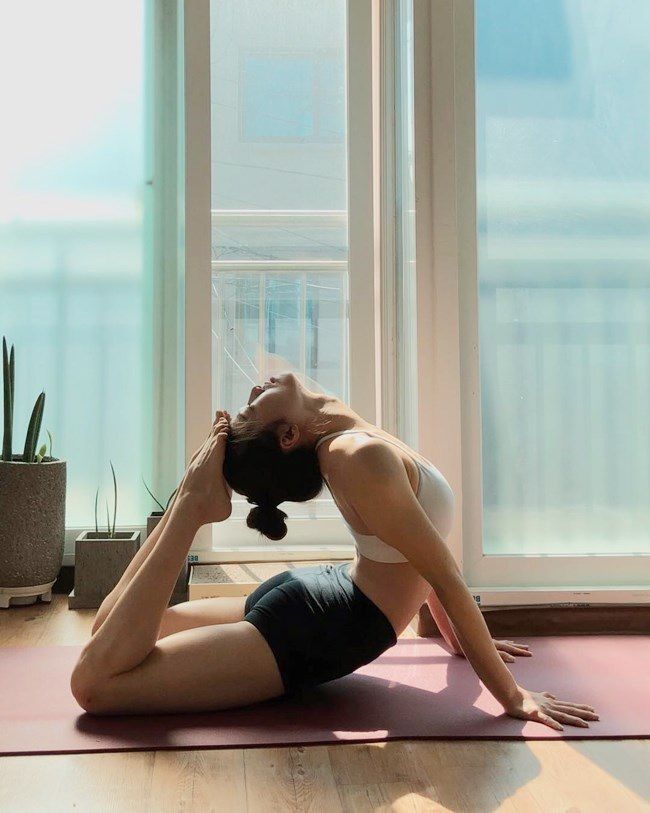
[
  {"xmin": 2, "ymin": 336, "xmax": 49, "ymax": 463},
  {"xmin": 142, "ymin": 478, "xmax": 177, "ymax": 513},
  {"xmin": 93, "ymin": 461, "xmax": 121, "ymax": 539}
]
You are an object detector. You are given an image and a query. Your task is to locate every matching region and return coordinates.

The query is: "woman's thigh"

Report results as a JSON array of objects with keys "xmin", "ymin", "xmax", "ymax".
[
  {"xmin": 158, "ymin": 567, "xmax": 303, "ymax": 640},
  {"xmin": 81, "ymin": 620, "xmax": 284, "ymax": 715},
  {"xmin": 158, "ymin": 595, "xmax": 247, "ymax": 639}
]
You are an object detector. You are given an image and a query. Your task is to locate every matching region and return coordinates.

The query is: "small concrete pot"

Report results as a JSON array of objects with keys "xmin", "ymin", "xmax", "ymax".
[
  {"xmin": 146, "ymin": 511, "xmax": 164, "ymax": 539},
  {"xmin": 69, "ymin": 530, "xmax": 141, "ymax": 610},
  {"xmin": 0, "ymin": 456, "xmax": 66, "ymax": 608},
  {"xmin": 146, "ymin": 512, "xmax": 189, "ymax": 606}
]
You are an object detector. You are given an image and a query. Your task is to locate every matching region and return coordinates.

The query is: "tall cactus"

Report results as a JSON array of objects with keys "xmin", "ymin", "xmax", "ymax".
[{"xmin": 2, "ymin": 337, "xmax": 14, "ymax": 461}]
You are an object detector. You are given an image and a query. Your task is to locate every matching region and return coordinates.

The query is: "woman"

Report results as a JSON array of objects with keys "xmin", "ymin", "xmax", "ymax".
[{"xmin": 71, "ymin": 373, "xmax": 598, "ymax": 732}]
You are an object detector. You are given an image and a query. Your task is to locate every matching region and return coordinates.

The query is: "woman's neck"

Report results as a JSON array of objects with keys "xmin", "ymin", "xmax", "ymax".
[{"xmin": 303, "ymin": 393, "xmax": 373, "ymax": 444}]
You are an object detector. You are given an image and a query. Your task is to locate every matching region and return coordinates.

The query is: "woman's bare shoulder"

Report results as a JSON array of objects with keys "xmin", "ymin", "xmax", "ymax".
[{"xmin": 321, "ymin": 433, "xmax": 403, "ymax": 486}]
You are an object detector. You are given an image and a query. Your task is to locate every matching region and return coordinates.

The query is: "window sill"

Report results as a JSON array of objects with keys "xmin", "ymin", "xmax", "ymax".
[{"xmin": 189, "ymin": 544, "xmax": 355, "ymax": 564}]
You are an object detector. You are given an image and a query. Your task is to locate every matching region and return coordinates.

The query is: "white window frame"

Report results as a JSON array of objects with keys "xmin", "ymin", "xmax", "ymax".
[
  {"xmin": 414, "ymin": 0, "xmax": 649, "ymax": 602},
  {"xmin": 183, "ymin": 0, "xmax": 392, "ymax": 560},
  {"xmin": 63, "ymin": 0, "xmax": 649, "ymax": 597},
  {"xmin": 63, "ymin": 0, "xmax": 182, "ymax": 565}
]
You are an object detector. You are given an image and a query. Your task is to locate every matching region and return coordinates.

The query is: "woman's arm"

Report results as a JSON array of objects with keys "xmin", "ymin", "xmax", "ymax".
[
  {"xmin": 330, "ymin": 440, "xmax": 598, "ymax": 730},
  {"xmin": 426, "ymin": 590, "xmax": 532, "ymax": 663},
  {"xmin": 426, "ymin": 589, "xmax": 464, "ymax": 655},
  {"xmin": 331, "ymin": 440, "xmax": 519, "ymax": 708}
]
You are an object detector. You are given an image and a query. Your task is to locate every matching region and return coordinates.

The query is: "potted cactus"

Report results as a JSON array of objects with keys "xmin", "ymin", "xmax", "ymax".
[
  {"xmin": 69, "ymin": 462, "xmax": 141, "ymax": 609},
  {"xmin": 0, "ymin": 337, "xmax": 67, "ymax": 608}
]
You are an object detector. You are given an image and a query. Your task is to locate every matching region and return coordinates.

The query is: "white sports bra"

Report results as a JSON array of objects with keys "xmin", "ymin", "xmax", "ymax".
[{"xmin": 315, "ymin": 429, "xmax": 455, "ymax": 563}]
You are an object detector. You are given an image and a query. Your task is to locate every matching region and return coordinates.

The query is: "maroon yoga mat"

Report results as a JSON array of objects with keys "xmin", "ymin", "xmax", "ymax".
[{"xmin": 1, "ymin": 635, "xmax": 647, "ymax": 756}]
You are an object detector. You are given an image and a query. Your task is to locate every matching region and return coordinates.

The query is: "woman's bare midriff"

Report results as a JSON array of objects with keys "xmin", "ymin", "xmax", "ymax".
[
  {"xmin": 348, "ymin": 554, "xmax": 432, "ymax": 637},
  {"xmin": 319, "ymin": 427, "xmax": 440, "ymax": 635}
]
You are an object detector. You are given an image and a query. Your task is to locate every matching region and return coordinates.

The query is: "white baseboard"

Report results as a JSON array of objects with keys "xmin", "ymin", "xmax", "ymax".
[
  {"xmin": 187, "ymin": 545, "xmax": 355, "ymax": 564},
  {"xmin": 469, "ymin": 586, "xmax": 650, "ymax": 608}
]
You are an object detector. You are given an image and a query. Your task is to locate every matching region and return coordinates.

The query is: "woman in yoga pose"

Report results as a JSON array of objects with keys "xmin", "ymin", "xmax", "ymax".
[{"xmin": 71, "ymin": 372, "xmax": 598, "ymax": 732}]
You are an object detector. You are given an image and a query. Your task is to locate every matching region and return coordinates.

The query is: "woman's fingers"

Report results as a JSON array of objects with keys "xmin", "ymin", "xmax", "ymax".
[
  {"xmin": 498, "ymin": 640, "xmax": 531, "ymax": 653},
  {"xmin": 549, "ymin": 702, "xmax": 598, "ymax": 719},
  {"xmin": 546, "ymin": 708, "xmax": 590, "ymax": 728},
  {"xmin": 495, "ymin": 639, "xmax": 532, "ymax": 660},
  {"xmin": 213, "ymin": 409, "xmax": 231, "ymax": 427},
  {"xmin": 506, "ymin": 646, "xmax": 532, "ymax": 656},
  {"xmin": 207, "ymin": 427, "xmax": 230, "ymax": 460},
  {"xmin": 211, "ymin": 417, "xmax": 230, "ymax": 437},
  {"xmin": 538, "ymin": 713, "xmax": 563, "ymax": 731},
  {"xmin": 189, "ymin": 414, "xmax": 230, "ymax": 461},
  {"xmin": 544, "ymin": 693, "xmax": 594, "ymax": 711},
  {"xmin": 194, "ymin": 420, "xmax": 228, "ymax": 461}
]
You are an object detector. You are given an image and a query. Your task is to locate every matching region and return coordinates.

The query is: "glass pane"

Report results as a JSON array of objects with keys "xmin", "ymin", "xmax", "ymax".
[
  {"xmin": 476, "ymin": 0, "xmax": 650, "ymax": 555},
  {"xmin": 0, "ymin": 0, "xmax": 150, "ymax": 526},
  {"xmin": 210, "ymin": 0, "xmax": 348, "ymax": 419}
]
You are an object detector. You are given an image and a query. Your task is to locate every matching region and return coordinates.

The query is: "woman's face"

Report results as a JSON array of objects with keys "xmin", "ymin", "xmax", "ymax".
[{"xmin": 232, "ymin": 372, "xmax": 305, "ymax": 430}]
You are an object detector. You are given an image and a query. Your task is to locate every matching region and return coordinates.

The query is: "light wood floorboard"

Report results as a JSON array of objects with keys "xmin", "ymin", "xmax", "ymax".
[{"xmin": 0, "ymin": 594, "xmax": 647, "ymax": 812}]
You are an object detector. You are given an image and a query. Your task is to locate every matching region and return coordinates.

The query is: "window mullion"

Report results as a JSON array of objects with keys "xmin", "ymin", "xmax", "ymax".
[
  {"xmin": 347, "ymin": 0, "xmax": 379, "ymax": 424},
  {"xmin": 183, "ymin": 0, "xmax": 213, "ymax": 552}
]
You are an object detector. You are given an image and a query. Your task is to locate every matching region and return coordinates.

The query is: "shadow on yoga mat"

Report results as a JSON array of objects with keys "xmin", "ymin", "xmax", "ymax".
[{"xmin": 1, "ymin": 635, "xmax": 648, "ymax": 756}]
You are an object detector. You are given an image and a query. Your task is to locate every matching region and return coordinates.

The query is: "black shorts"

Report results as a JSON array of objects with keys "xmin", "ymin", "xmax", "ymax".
[{"xmin": 244, "ymin": 561, "xmax": 397, "ymax": 696}]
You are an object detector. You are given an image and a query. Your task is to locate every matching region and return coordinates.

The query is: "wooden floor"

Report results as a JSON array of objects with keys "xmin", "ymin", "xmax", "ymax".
[{"xmin": 1, "ymin": 595, "xmax": 648, "ymax": 813}]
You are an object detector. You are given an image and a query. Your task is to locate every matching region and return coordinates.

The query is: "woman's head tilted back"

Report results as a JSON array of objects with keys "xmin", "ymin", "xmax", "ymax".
[{"xmin": 223, "ymin": 372, "xmax": 324, "ymax": 540}]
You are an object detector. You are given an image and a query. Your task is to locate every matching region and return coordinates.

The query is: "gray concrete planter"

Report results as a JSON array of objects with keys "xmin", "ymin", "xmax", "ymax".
[
  {"xmin": 0, "ymin": 456, "xmax": 66, "ymax": 608},
  {"xmin": 146, "ymin": 512, "xmax": 189, "ymax": 606},
  {"xmin": 146, "ymin": 511, "xmax": 164, "ymax": 539},
  {"xmin": 69, "ymin": 530, "xmax": 141, "ymax": 609}
]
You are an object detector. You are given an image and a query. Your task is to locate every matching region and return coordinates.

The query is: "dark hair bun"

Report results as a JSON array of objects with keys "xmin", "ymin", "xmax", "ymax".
[{"xmin": 247, "ymin": 503, "xmax": 288, "ymax": 541}]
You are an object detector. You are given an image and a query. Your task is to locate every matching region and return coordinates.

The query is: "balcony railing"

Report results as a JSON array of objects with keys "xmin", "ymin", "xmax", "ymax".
[{"xmin": 210, "ymin": 209, "xmax": 350, "ymax": 408}]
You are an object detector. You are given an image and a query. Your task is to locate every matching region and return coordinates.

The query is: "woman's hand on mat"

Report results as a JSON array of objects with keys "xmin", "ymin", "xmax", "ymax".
[
  {"xmin": 177, "ymin": 411, "xmax": 233, "ymax": 525},
  {"xmin": 505, "ymin": 686, "xmax": 599, "ymax": 731},
  {"xmin": 493, "ymin": 639, "xmax": 532, "ymax": 663}
]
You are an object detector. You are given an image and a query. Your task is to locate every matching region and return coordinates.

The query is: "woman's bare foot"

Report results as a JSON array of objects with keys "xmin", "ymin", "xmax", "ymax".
[
  {"xmin": 177, "ymin": 413, "xmax": 233, "ymax": 524},
  {"xmin": 90, "ymin": 411, "xmax": 233, "ymax": 637}
]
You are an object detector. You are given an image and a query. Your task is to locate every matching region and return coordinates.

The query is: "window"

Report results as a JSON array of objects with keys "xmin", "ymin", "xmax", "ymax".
[
  {"xmin": 203, "ymin": 0, "xmax": 357, "ymax": 548},
  {"xmin": 0, "ymin": 0, "xmax": 151, "ymax": 528},
  {"xmin": 476, "ymin": 0, "xmax": 650, "ymax": 559},
  {"xmin": 418, "ymin": 0, "xmax": 650, "ymax": 596},
  {"xmin": 416, "ymin": 0, "xmax": 649, "ymax": 596},
  {"xmin": 241, "ymin": 53, "xmax": 345, "ymax": 143},
  {"xmin": 211, "ymin": 0, "xmax": 348, "ymax": 416}
]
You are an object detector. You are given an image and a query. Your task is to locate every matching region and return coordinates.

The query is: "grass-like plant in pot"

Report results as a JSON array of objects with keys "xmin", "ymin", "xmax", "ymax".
[
  {"xmin": 143, "ymin": 479, "xmax": 177, "ymax": 537},
  {"xmin": 0, "ymin": 337, "xmax": 67, "ymax": 608},
  {"xmin": 69, "ymin": 462, "xmax": 141, "ymax": 610},
  {"xmin": 142, "ymin": 479, "xmax": 188, "ymax": 605}
]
